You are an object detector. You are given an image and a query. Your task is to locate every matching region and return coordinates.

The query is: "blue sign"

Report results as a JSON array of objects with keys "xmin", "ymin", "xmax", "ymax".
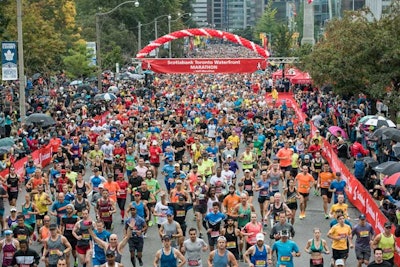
[{"xmin": 2, "ymin": 41, "xmax": 18, "ymax": 81}]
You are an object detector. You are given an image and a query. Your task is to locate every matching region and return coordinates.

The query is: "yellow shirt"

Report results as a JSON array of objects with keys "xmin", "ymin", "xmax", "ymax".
[
  {"xmin": 227, "ymin": 135, "xmax": 240, "ymax": 149},
  {"xmin": 330, "ymin": 203, "xmax": 348, "ymax": 218},
  {"xmin": 328, "ymin": 223, "xmax": 351, "ymax": 250}
]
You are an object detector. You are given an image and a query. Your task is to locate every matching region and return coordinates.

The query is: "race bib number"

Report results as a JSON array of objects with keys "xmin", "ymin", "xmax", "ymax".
[
  {"xmin": 280, "ymin": 256, "xmax": 291, "ymax": 262},
  {"xmin": 10, "ymin": 187, "xmax": 18, "ymax": 192},
  {"xmin": 102, "ymin": 212, "xmax": 110, "ymax": 217},
  {"xmin": 245, "ymin": 185, "xmax": 252, "ymax": 191},
  {"xmin": 82, "ymin": 233, "xmax": 90, "ymax": 240},
  {"xmin": 176, "ymin": 210, "xmax": 185, "ymax": 217},
  {"xmin": 168, "ymin": 178, "xmax": 174, "ymax": 184},
  {"xmin": 188, "ymin": 259, "xmax": 199, "ymax": 266},
  {"xmin": 50, "ymin": 249, "xmax": 58, "ymax": 255},
  {"xmin": 359, "ymin": 231, "xmax": 369, "ymax": 238},
  {"xmin": 260, "ymin": 190, "xmax": 268, "ymax": 196},
  {"xmin": 4, "ymin": 252, "xmax": 13, "ymax": 259},
  {"xmin": 21, "ymin": 264, "xmax": 30, "ymax": 267},
  {"xmin": 211, "ymin": 231, "xmax": 219, "ymax": 238},
  {"xmin": 255, "ymin": 260, "xmax": 266, "ymax": 266},
  {"xmin": 18, "ymin": 234, "xmax": 27, "ymax": 240},
  {"xmin": 77, "ymin": 212, "xmax": 82, "ymax": 217},
  {"xmin": 383, "ymin": 248, "xmax": 393, "ymax": 253},
  {"xmin": 24, "ymin": 214, "xmax": 30, "ymax": 219},
  {"xmin": 226, "ymin": 241, "xmax": 236, "ymax": 249}
]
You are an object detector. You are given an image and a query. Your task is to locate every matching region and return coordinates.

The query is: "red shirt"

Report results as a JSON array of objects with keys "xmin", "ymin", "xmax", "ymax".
[
  {"xmin": 116, "ymin": 180, "xmax": 129, "ymax": 199},
  {"xmin": 113, "ymin": 147, "xmax": 126, "ymax": 158},
  {"xmin": 149, "ymin": 146, "xmax": 162, "ymax": 164}
]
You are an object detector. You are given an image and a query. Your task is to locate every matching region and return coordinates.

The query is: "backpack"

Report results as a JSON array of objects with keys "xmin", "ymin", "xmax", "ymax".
[{"xmin": 354, "ymin": 160, "xmax": 365, "ymax": 180}]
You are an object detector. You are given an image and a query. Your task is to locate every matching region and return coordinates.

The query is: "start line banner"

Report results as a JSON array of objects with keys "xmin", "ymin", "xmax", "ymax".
[{"xmin": 141, "ymin": 58, "xmax": 267, "ymax": 74}]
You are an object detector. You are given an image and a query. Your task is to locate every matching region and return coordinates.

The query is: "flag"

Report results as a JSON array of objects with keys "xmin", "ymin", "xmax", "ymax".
[
  {"xmin": 189, "ymin": 37, "xmax": 194, "ymax": 50},
  {"xmin": 308, "ymin": 0, "xmax": 313, "ymax": 3}
]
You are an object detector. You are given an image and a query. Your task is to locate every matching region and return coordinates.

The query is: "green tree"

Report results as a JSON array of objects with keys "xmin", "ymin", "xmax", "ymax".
[
  {"xmin": 63, "ymin": 44, "xmax": 96, "ymax": 79},
  {"xmin": 303, "ymin": 2, "xmax": 400, "ymax": 120},
  {"xmin": 272, "ymin": 24, "xmax": 293, "ymax": 57},
  {"xmin": 102, "ymin": 45, "xmax": 123, "ymax": 70}
]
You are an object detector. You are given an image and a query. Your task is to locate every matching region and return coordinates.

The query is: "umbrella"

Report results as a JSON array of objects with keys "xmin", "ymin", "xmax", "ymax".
[
  {"xmin": 108, "ymin": 86, "xmax": 119, "ymax": 94},
  {"xmin": 290, "ymin": 72, "xmax": 312, "ymax": 84},
  {"xmin": 328, "ymin": 126, "xmax": 348, "ymax": 138},
  {"xmin": 382, "ymin": 128, "xmax": 400, "ymax": 142},
  {"xmin": 384, "ymin": 172, "xmax": 400, "ymax": 186},
  {"xmin": 70, "ymin": 80, "xmax": 83, "ymax": 86},
  {"xmin": 26, "ymin": 113, "xmax": 56, "ymax": 127},
  {"xmin": 77, "ymin": 85, "xmax": 92, "ymax": 92},
  {"xmin": 359, "ymin": 115, "xmax": 375, "ymax": 125},
  {"xmin": 373, "ymin": 161, "xmax": 400, "ymax": 176},
  {"xmin": 393, "ymin": 143, "xmax": 400, "ymax": 157},
  {"xmin": 372, "ymin": 127, "xmax": 390, "ymax": 139},
  {"xmin": 361, "ymin": 115, "xmax": 396, "ymax": 128},
  {"xmin": 0, "ymin": 137, "xmax": 15, "ymax": 147},
  {"xmin": 32, "ymin": 73, "xmax": 41, "ymax": 80},
  {"xmin": 363, "ymin": 156, "xmax": 379, "ymax": 168},
  {"xmin": 94, "ymin": 93, "xmax": 117, "ymax": 101},
  {"xmin": 0, "ymin": 146, "xmax": 12, "ymax": 154},
  {"xmin": 143, "ymin": 70, "xmax": 154, "ymax": 75}
]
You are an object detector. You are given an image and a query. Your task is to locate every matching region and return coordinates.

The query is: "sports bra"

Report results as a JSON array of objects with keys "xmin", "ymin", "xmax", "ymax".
[{"xmin": 310, "ymin": 239, "xmax": 323, "ymax": 252}]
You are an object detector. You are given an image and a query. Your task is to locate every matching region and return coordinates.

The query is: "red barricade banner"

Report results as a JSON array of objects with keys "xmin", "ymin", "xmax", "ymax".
[
  {"xmin": 141, "ymin": 58, "xmax": 267, "ymax": 74},
  {"xmin": 40, "ymin": 145, "xmax": 53, "ymax": 167},
  {"xmin": 14, "ymin": 156, "xmax": 27, "ymax": 177},
  {"xmin": 285, "ymin": 93, "xmax": 400, "ymax": 266}
]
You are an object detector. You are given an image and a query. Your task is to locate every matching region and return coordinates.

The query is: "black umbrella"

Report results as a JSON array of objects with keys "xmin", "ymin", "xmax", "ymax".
[
  {"xmin": 0, "ymin": 146, "xmax": 11, "ymax": 154},
  {"xmin": 383, "ymin": 128, "xmax": 400, "ymax": 142},
  {"xmin": 393, "ymin": 143, "xmax": 400, "ymax": 157},
  {"xmin": 32, "ymin": 73, "xmax": 41, "ymax": 80},
  {"xmin": 77, "ymin": 85, "xmax": 92, "ymax": 92},
  {"xmin": 372, "ymin": 127, "xmax": 390, "ymax": 139},
  {"xmin": 373, "ymin": 161, "xmax": 400, "ymax": 176},
  {"xmin": 0, "ymin": 137, "xmax": 15, "ymax": 147},
  {"xmin": 363, "ymin": 156, "xmax": 379, "ymax": 167},
  {"xmin": 26, "ymin": 113, "xmax": 56, "ymax": 127}
]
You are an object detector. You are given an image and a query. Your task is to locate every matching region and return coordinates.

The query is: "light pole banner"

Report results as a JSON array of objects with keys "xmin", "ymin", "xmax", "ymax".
[
  {"xmin": 141, "ymin": 58, "xmax": 267, "ymax": 74},
  {"xmin": 86, "ymin": 42, "xmax": 97, "ymax": 66},
  {"xmin": 1, "ymin": 42, "xmax": 18, "ymax": 81}
]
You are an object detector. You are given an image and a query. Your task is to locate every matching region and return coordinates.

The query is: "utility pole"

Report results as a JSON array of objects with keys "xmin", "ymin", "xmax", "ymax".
[{"xmin": 17, "ymin": 0, "xmax": 26, "ymax": 123}]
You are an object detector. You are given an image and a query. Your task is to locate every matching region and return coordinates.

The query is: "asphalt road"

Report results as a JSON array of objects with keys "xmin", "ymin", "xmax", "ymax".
[{"xmin": 10, "ymin": 158, "xmax": 363, "ymax": 267}]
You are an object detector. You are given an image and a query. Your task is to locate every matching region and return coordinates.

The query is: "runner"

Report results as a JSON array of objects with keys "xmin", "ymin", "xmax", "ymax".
[
  {"xmin": 5, "ymin": 166, "xmax": 20, "ymax": 207},
  {"xmin": 351, "ymin": 214, "xmax": 375, "ymax": 267},
  {"xmin": 91, "ymin": 220, "xmax": 111, "ymax": 267},
  {"xmin": 270, "ymin": 212, "xmax": 295, "ymax": 241},
  {"xmin": 304, "ymin": 228, "xmax": 330, "ymax": 267},
  {"xmin": 371, "ymin": 222, "xmax": 398, "ymax": 266},
  {"xmin": 271, "ymin": 230, "xmax": 301, "ymax": 267},
  {"xmin": 153, "ymin": 234, "xmax": 186, "ymax": 267},
  {"xmin": 11, "ymin": 240, "xmax": 40, "ymax": 267},
  {"xmin": 72, "ymin": 209, "xmax": 93, "ymax": 267},
  {"xmin": 159, "ymin": 210, "xmax": 183, "ymax": 248},
  {"xmin": 204, "ymin": 202, "xmax": 227, "ymax": 251},
  {"xmin": 317, "ymin": 162, "xmax": 335, "ymax": 219},
  {"xmin": 182, "ymin": 228, "xmax": 208, "ymax": 267},
  {"xmin": 327, "ymin": 214, "xmax": 353, "ymax": 266},
  {"xmin": 220, "ymin": 217, "xmax": 241, "ymax": 260},
  {"xmin": 254, "ymin": 170, "xmax": 271, "ymax": 219},
  {"xmin": 282, "ymin": 179, "xmax": 299, "ymax": 225},
  {"xmin": 295, "ymin": 165, "xmax": 315, "ymax": 219},
  {"xmin": 125, "ymin": 205, "xmax": 147, "ymax": 267},
  {"xmin": 0, "ymin": 229, "xmax": 19, "ymax": 267},
  {"xmin": 60, "ymin": 204, "xmax": 79, "ymax": 267},
  {"xmin": 207, "ymin": 236, "xmax": 238, "ymax": 267},
  {"xmin": 96, "ymin": 189, "xmax": 116, "ymax": 230},
  {"xmin": 243, "ymin": 233, "xmax": 272, "ymax": 267},
  {"xmin": 42, "ymin": 223, "xmax": 72, "ymax": 267}
]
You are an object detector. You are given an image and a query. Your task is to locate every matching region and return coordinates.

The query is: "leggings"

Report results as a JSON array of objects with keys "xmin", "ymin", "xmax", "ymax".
[{"xmin": 117, "ymin": 198, "xmax": 126, "ymax": 218}]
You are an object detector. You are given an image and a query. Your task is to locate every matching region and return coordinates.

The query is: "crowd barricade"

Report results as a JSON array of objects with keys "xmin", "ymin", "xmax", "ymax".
[
  {"xmin": 269, "ymin": 92, "xmax": 400, "ymax": 266},
  {"xmin": 0, "ymin": 111, "xmax": 110, "ymax": 178}
]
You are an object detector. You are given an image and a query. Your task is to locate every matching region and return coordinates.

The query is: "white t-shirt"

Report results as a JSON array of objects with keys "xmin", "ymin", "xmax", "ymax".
[{"xmin": 154, "ymin": 201, "xmax": 169, "ymax": 225}]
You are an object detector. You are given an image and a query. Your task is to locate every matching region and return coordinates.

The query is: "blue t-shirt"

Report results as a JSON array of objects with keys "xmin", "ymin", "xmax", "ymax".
[
  {"xmin": 272, "ymin": 240, "xmax": 299, "ymax": 267},
  {"xmin": 52, "ymin": 200, "xmax": 70, "ymax": 224},
  {"xmin": 329, "ymin": 180, "xmax": 347, "ymax": 203},
  {"xmin": 91, "ymin": 176, "xmax": 104, "ymax": 189},
  {"xmin": 125, "ymin": 215, "xmax": 146, "ymax": 238},
  {"xmin": 93, "ymin": 229, "xmax": 111, "ymax": 264},
  {"xmin": 204, "ymin": 211, "xmax": 227, "ymax": 225},
  {"xmin": 257, "ymin": 180, "xmax": 271, "ymax": 197},
  {"xmin": 162, "ymin": 164, "xmax": 175, "ymax": 180}
]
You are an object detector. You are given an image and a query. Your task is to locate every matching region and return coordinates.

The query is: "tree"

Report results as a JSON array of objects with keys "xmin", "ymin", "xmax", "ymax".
[
  {"xmin": 254, "ymin": 1, "xmax": 278, "ymax": 46},
  {"xmin": 63, "ymin": 44, "xmax": 96, "ymax": 79},
  {"xmin": 303, "ymin": 1, "xmax": 400, "ymax": 120}
]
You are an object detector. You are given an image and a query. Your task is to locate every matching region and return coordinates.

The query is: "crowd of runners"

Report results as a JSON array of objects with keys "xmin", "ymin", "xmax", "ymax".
[{"xmin": 0, "ymin": 44, "xmax": 398, "ymax": 267}]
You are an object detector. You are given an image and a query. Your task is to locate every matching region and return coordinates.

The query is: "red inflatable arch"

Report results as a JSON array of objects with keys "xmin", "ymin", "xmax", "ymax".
[{"xmin": 136, "ymin": 28, "xmax": 269, "ymax": 58}]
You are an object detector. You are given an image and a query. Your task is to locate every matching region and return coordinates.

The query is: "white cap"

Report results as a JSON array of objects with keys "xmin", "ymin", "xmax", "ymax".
[
  {"xmin": 335, "ymin": 259, "xmax": 344, "ymax": 266},
  {"xmin": 256, "ymin": 233, "xmax": 264, "ymax": 241},
  {"xmin": 10, "ymin": 206, "xmax": 17, "ymax": 212}
]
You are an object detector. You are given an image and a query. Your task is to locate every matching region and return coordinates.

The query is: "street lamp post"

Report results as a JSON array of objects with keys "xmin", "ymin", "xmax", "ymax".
[
  {"xmin": 95, "ymin": 0, "xmax": 139, "ymax": 92},
  {"xmin": 17, "ymin": 0, "xmax": 26, "ymax": 123},
  {"xmin": 168, "ymin": 15, "xmax": 171, "ymax": 58}
]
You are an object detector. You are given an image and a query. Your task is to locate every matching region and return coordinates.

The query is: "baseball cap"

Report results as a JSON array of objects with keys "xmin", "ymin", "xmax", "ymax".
[
  {"xmin": 304, "ymin": 155, "xmax": 310, "ymax": 160},
  {"xmin": 106, "ymin": 250, "xmax": 115, "ymax": 257},
  {"xmin": 4, "ymin": 230, "xmax": 12, "ymax": 235},
  {"xmin": 244, "ymin": 169, "xmax": 251, "ymax": 173},
  {"xmin": 162, "ymin": 235, "xmax": 171, "ymax": 241},
  {"xmin": 134, "ymin": 191, "xmax": 141, "ymax": 196},
  {"xmin": 176, "ymin": 179, "xmax": 183, "ymax": 184},
  {"xmin": 357, "ymin": 153, "xmax": 362, "ymax": 158},
  {"xmin": 256, "ymin": 233, "xmax": 264, "ymax": 241},
  {"xmin": 335, "ymin": 259, "xmax": 344, "ymax": 266},
  {"xmin": 166, "ymin": 210, "xmax": 174, "ymax": 216},
  {"xmin": 384, "ymin": 222, "xmax": 392, "ymax": 228},
  {"xmin": 315, "ymin": 129, "xmax": 320, "ymax": 132},
  {"xmin": 174, "ymin": 163, "xmax": 180, "ymax": 167},
  {"xmin": 359, "ymin": 214, "xmax": 366, "ymax": 220},
  {"xmin": 49, "ymin": 223, "xmax": 57, "ymax": 230},
  {"xmin": 98, "ymin": 184, "xmax": 104, "ymax": 188},
  {"xmin": 10, "ymin": 207, "xmax": 17, "ymax": 212},
  {"xmin": 227, "ymin": 155, "xmax": 232, "ymax": 158}
]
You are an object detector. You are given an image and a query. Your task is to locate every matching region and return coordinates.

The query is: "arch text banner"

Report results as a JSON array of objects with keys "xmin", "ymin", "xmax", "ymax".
[{"xmin": 140, "ymin": 58, "xmax": 267, "ymax": 74}]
